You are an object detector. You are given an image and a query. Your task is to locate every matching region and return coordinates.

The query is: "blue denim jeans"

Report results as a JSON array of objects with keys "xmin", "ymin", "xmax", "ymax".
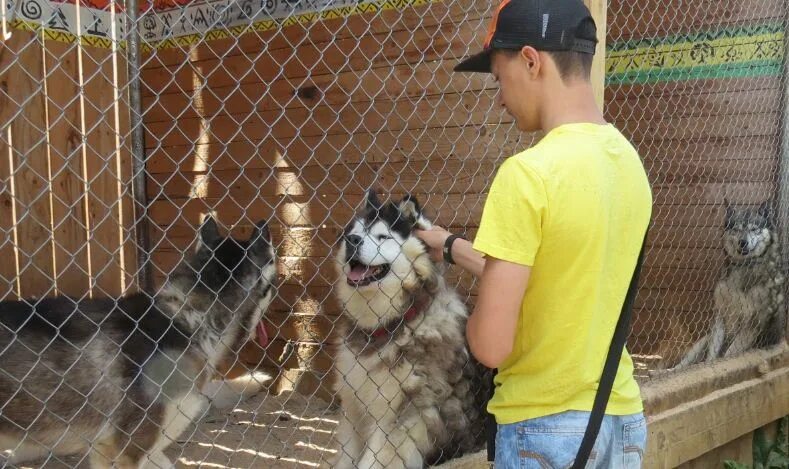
[{"xmin": 494, "ymin": 411, "xmax": 647, "ymax": 468}]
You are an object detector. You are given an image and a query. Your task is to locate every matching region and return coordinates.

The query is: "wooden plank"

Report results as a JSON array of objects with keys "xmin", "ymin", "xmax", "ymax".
[
  {"xmin": 153, "ymin": 246, "xmax": 720, "ymax": 308},
  {"xmin": 608, "ymin": 87, "xmax": 782, "ymax": 122},
  {"xmin": 152, "ymin": 223, "xmax": 725, "ymax": 261},
  {"xmin": 617, "ymin": 112, "xmax": 779, "ymax": 142},
  {"xmin": 8, "ymin": 31, "xmax": 55, "ymax": 299},
  {"xmin": 147, "ymin": 159, "xmax": 503, "ymax": 201},
  {"xmin": 635, "ymin": 136, "xmax": 778, "ymax": 164},
  {"xmin": 147, "ymin": 192, "xmax": 488, "ymax": 231},
  {"xmin": 144, "ymin": 92, "xmax": 510, "ymax": 146},
  {"xmin": 0, "ymin": 126, "xmax": 16, "ymax": 301},
  {"xmin": 147, "ymin": 164, "xmax": 775, "ymax": 209},
  {"xmin": 143, "ymin": 60, "xmax": 494, "ymax": 122},
  {"xmin": 607, "ymin": 0, "xmax": 784, "ymax": 41},
  {"xmin": 643, "ymin": 246, "xmax": 723, "ymax": 270},
  {"xmin": 677, "ymin": 432, "xmax": 754, "ymax": 469},
  {"xmin": 650, "ymin": 159, "xmax": 776, "ymax": 184},
  {"xmin": 0, "ymin": 32, "xmax": 24, "ymax": 301},
  {"xmin": 607, "ymin": 77, "xmax": 782, "ymax": 103},
  {"xmin": 143, "ymin": 0, "xmax": 490, "ymax": 69},
  {"xmin": 145, "ymin": 107, "xmax": 777, "ymax": 153},
  {"xmin": 44, "ymin": 38, "xmax": 90, "ymax": 298},
  {"xmin": 144, "ymin": 67, "xmax": 781, "ymax": 125},
  {"xmin": 142, "ymin": 20, "xmax": 481, "ymax": 97},
  {"xmin": 641, "ymin": 267, "xmax": 718, "ymax": 292},
  {"xmin": 643, "ymin": 350, "xmax": 789, "ymax": 468},
  {"xmin": 145, "ymin": 125, "xmax": 529, "ymax": 174},
  {"xmin": 82, "ymin": 45, "xmax": 124, "ymax": 297},
  {"xmin": 145, "ymin": 133, "xmax": 772, "ymax": 176},
  {"xmin": 652, "ymin": 183, "xmax": 774, "ymax": 207},
  {"xmin": 145, "ymin": 182, "xmax": 773, "ymax": 231},
  {"xmin": 115, "ymin": 47, "xmax": 138, "ymax": 293}
]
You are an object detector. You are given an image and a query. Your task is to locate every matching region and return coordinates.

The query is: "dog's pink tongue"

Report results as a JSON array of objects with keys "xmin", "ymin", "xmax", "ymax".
[
  {"xmin": 347, "ymin": 265, "xmax": 370, "ymax": 282},
  {"xmin": 256, "ymin": 321, "xmax": 269, "ymax": 348}
]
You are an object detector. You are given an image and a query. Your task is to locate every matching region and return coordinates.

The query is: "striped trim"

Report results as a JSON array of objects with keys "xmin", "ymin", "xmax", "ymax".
[{"xmin": 606, "ymin": 24, "xmax": 784, "ymax": 85}]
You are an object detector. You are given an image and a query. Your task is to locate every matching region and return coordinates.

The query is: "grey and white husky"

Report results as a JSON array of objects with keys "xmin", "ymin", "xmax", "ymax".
[
  {"xmin": 0, "ymin": 215, "xmax": 276, "ymax": 468},
  {"xmin": 675, "ymin": 201, "xmax": 785, "ymax": 368},
  {"xmin": 329, "ymin": 190, "xmax": 490, "ymax": 469}
]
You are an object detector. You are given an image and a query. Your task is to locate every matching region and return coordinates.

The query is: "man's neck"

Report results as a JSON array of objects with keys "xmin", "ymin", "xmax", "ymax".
[{"xmin": 540, "ymin": 80, "xmax": 607, "ymax": 133}]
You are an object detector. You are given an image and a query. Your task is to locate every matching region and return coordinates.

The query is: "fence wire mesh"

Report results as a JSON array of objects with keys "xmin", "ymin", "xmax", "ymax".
[{"xmin": 0, "ymin": 0, "xmax": 787, "ymax": 467}]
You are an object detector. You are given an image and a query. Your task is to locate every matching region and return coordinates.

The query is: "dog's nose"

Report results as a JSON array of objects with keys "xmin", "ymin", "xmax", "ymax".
[
  {"xmin": 346, "ymin": 234, "xmax": 363, "ymax": 248},
  {"xmin": 739, "ymin": 239, "xmax": 748, "ymax": 252}
]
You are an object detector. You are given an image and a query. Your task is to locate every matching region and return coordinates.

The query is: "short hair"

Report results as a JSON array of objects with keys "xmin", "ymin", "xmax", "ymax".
[{"xmin": 495, "ymin": 49, "xmax": 593, "ymax": 82}]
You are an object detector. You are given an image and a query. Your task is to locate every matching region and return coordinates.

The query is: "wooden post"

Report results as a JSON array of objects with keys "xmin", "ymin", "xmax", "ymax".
[
  {"xmin": 584, "ymin": 0, "xmax": 606, "ymax": 111},
  {"xmin": 778, "ymin": 1, "xmax": 789, "ymax": 342}
]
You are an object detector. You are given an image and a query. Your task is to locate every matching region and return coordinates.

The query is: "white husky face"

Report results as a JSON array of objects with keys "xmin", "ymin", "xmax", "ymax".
[
  {"xmin": 723, "ymin": 202, "xmax": 773, "ymax": 261},
  {"xmin": 336, "ymin": 191, "xmax": 433, "ymax": 292},
  {"xmin": 342, "ymin": 219, "xmax": 406, "ymax": 287}
]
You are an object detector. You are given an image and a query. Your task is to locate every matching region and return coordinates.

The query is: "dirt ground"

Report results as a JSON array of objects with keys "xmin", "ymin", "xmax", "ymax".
[
  {"xmin": 20, "ymin": 354, "xmax": 661, "ymax": 469},
  {"xmin": 165, "ymin": 388, "xmax": 339, "ymax": 468},
  {"xmin": 25, "ymin": 378, "xmax": 340, "ymax": 469}
]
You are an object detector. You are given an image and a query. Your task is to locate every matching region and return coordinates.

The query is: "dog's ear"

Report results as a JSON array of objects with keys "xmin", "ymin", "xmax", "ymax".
[
  {"xmin": 398, "ymin": 194, "xmax": 421, "ymax": 221},
  {"xmin": 365, "ymin": 188, "xmax": 382, "ymax": 211},
  {"xmin": 724, "ymin": 201, "xmax": 735, "ymax": 229},
  {"xmin": 758, "ymin": 200, "xmax": 772, "ymax": 220},
  {"xmin": 197, "ymin": 212, "xmax": 221, "ymax": 251},
  {"xmin": 248, "ymin": 219, "xmax": 272, "ymax": 259},
  {"xmin": 399, "ymin": 194, "xmax": 433, "ymax": 230}
]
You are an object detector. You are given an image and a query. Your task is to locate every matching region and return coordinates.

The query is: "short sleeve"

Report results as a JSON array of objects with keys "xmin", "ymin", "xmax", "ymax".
[{"xmin": 472, "ymin": 158, "xmax": 547, "ymax": 266}]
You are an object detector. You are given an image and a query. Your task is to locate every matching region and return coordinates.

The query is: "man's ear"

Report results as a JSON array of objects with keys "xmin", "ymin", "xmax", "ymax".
[{"xmin": 522, "ymin": 46, "xmax": 541, "ymax": 77}]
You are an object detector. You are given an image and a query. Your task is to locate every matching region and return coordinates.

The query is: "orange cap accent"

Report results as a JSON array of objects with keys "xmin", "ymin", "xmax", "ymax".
[{"xmin": 483, "ymin": 0, "xmax": 512, "ymax": 49}]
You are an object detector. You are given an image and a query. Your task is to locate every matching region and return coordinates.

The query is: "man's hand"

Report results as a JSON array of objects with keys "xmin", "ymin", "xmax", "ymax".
[{"xmin": 414, "ymin": 226, "xmax": 452, "ymax": 263}]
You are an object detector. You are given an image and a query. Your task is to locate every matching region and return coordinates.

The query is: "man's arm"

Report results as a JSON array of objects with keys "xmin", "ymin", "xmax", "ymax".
[
  {"xmin": 467, "ymin": 256, "xmax": 530, "ymax": 368},
  {"xmin": 416, "ymin": 227, "xmax": 530, "ymax": 368},
  {"xmin": 415, "ymin": 226, "xmax": 486, "ymax": 277}
]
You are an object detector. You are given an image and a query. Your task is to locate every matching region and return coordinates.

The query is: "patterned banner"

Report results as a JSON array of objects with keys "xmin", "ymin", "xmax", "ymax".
[
  {"xmin": 606, "ymin": 24, "xmax": 784, "ymax": 85},
  {"xmin": 8, "ymin": 0, "xmax": 124, "ymax": 47},
  {"xmin": 6, "ymin": 0, "xmax": 437, "ymax": 49},
  {"xmin": 140, "ymin": 0, "xmax": 437, "ymax": 49},
  {"xmin": 5, "ymin": 0, "xmax": 787, "ymax": 86}
]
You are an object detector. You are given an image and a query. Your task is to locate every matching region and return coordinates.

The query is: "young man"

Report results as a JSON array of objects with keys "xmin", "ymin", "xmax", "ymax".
[{"xmin": 416, "ymin": 0, "xmax": 652, "ymax": 467}]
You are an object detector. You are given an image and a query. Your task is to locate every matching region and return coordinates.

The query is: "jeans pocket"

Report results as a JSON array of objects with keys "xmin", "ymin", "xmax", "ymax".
[
  {"xmin": 519, "ymin": 427, "xmax": 598, "ymax": 469},
  {"xmin": 623, "ymin": 417, "xmax": 647, "ymax": 467}
]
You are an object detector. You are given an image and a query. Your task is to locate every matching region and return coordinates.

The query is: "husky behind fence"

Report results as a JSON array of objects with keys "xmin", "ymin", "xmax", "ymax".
[
  {"xmin": 0, "ymin": 216, "xmax": 276, "ymax": 467},
  {"xmin": 331, "ymin": 190, "xmax": 490, "ymax": 468},
  {"xmin": 1, "ymin": 0, "xmax": 789, "ymax": 466},
  {"xmin": 672, "ymin": 201, "xmax": 786, "ymax": 370}
]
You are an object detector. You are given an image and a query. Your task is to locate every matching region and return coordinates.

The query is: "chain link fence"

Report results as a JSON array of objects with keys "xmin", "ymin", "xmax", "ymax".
[{"xmin": 0, "ymin": 0, "xmax": 787, "ymax": 466}]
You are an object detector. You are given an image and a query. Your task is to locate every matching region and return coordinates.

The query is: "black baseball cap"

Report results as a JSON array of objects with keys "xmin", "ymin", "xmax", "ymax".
[{"xmin": 455, "ymin": 0, "xmax": 598, "ymax": 73}]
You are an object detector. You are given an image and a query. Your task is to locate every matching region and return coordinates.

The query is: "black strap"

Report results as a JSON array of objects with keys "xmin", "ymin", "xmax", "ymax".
[
  {"xmin": 571, "ymin": 229, "xmax": 649, "ymax": 469},
  {"xmin": 486, "ymin": 369, "xmax": 497, "ymax": 463},
  {"xmin": 484, "ymin": 229, "xmax": 649, "ymax": 467}
]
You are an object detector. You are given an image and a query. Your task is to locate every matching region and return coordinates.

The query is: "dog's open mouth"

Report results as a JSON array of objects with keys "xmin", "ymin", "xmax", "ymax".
[{"xmin": 346, "ymin": 259, "xmax": 390, "ymax": 287}]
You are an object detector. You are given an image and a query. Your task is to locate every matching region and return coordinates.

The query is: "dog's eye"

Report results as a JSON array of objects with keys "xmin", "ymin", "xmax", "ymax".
[{"xmin": 377, "ymin": 234, "xmax": 392, "ymax": 241}]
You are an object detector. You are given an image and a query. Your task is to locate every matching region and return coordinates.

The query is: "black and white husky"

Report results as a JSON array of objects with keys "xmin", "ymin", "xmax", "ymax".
[
  {"xmin": 330, "ymin": 190, "xmax": 490, "ymax": 469},
  {"xmin": 0, "ymin": 215, "xmax": 276, "ymax": 468}
]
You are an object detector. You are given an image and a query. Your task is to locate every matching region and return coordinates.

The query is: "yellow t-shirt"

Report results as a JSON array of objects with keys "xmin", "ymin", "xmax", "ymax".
[{"xmin": 473, "ymin": 122, "xmax": 652, "ymax": 424}]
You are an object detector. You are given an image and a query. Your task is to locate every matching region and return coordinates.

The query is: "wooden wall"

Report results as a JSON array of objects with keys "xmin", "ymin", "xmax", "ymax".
[
  {"xmin": 0, "ymin": 27, "xmax": 137, "ymax": 301},
  {"xmin": 141, "ymin": 0, "xmax": 526, "ymax": 395},
  {"xmin": 606, "ymin": 0, "xmax": 785, "ymax": 367},
  {"xmin": 141, "ymin": 0, "xmax": 787, "ymax": 395}
]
